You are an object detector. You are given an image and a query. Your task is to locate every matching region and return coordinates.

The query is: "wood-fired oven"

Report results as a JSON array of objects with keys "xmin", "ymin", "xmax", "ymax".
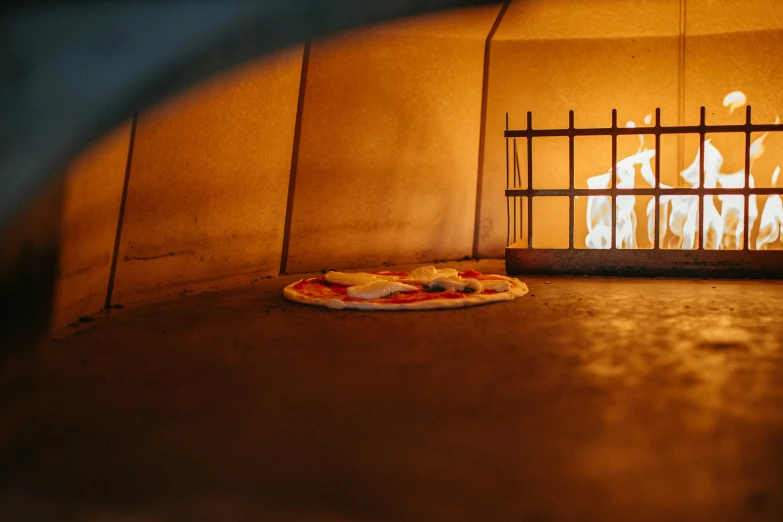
[{"xmin": 2, "ymin": 1, "xmax": 783, "ymax": 521}]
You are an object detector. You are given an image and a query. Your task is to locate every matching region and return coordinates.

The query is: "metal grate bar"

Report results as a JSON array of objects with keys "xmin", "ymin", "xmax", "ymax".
[
  {"xmin": 569, "ymin": 110, "xmax": 575, "ymax": 250},
  {"xmin": 506, "ymin": 187, "xmax": 780, "ymax": 197},
  {"xmin": 514, "ymin": 141, "xmax": 522, "ymax": 244},
  {"xmin": 505, "ymin": 113, "xmax": 510, "ymax": 247},
  {"xmin": 698, "ymin": 107, "xmax": 705, "ymax": 250},
  {"xmin": 743, "ymin": 105, "xmax": 752, "ymax": 250},
  {"xmin": 654, "ymin": 108, "xmax": 661, "ymax": 250},
  {"xmin": 527, "ymin": 111, "xmax": 533, "ymax": 249},
  {"xmin": 505, "ymin": 122, "xmax": 783, "ymax": 138},
  {"xmin": 512, "ymin": 138, "xmax": 517, "ymax": 244},
  {"xmin": 611, "ymin": 109, "xmax": 617, "ymax": 249},
  {"xmin": 505, "ymin": 106, "xmax": 783, "ymax": 276}
]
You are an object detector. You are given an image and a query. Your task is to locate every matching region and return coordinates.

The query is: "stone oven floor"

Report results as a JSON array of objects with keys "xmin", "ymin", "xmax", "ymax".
[{"xmin": 2, "ymin": 259, "xmax": 783, "ymax": 521}]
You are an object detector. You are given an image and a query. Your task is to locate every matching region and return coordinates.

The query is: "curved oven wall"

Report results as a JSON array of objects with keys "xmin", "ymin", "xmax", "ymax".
[
  {"xmin": 51, "ymin": 0, "xmax": 783, "ymax": 330},
  {"xmin": 52, "ymin": 6, "xmax": 501, "ymax": 330}
]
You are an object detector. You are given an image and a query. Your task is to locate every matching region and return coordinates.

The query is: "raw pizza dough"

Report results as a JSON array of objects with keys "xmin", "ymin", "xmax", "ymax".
[{"xmin": 283, "ymin": 266, "xmax": 528, "ymax": 310}]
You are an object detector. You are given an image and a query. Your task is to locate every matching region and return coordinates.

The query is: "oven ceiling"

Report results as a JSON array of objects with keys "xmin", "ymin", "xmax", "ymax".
[{"xmin": 0, "ymin": 0, "xmax": 498, "ymax": 230}]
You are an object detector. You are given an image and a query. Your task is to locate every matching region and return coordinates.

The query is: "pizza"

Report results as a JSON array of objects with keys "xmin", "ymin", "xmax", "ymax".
[{"xmin": 283, "ymin": 266, "xmax": 528, "ymax": 310}]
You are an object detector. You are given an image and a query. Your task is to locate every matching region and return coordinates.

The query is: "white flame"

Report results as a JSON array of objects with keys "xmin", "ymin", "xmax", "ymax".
[
  {"xmin": 723, "ymin": 91, "xmax": 747, "ymax": 115},
  {"xmin": 716, "ymin": 170, "xmax": 756, "ymax": 250},
  {"xmin": 585, "ymin": 91, "xmax": 778, "ymax": 250},
  {"xmin": 749, "ymin": 115, "xmax": 780, "ymax": 160},
  {"xmin": 757, "ymin": 195, "xmax": 783, "ymax": 249},
  {"xmin": 585, "ymin": 173, "xmax": 613, "ymax": 249},
  {"xmin": 757, "ymin": 167, "xmax": 783, "ymax": 250}
]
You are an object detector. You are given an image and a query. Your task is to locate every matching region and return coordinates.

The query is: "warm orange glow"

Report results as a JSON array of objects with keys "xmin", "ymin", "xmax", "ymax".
[
  {"xmin": 757, "ymin": 167, "xmax": 783, "ymax": 249},
  {"xmin": 585, "ymin": 91, "xmax": 781, "ymax": 250}
]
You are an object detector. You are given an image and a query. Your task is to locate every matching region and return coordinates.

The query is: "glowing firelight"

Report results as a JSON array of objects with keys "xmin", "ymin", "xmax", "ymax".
[
  {"xmin": 757, "ymin": 167, "xmax": 783, "ymax": 250},
  {"xmin": 723, "ymin": 91, "xmax": 747, "ymax": 115},
  {"xmin": 585, "ymin": 92, "xmax": 782, "ymax": 250}
]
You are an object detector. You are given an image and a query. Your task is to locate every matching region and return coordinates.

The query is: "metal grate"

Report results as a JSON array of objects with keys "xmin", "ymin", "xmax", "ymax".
[{"xmin": 504, "ymin": 106, "xmax": 783, "ymax": 277}]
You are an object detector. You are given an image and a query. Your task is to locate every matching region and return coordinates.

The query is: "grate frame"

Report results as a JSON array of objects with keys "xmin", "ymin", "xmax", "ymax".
[{"xmin": 504, "ymin": 106, "xmax": 783, "ymax": 277}]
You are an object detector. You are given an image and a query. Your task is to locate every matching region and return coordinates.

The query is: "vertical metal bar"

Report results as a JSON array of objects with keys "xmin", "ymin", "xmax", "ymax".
[
  {"xmin": 654, "ymin": 108, "xmax": 661, "ymax": 250},
  {"xmin": 506, "ymin": 113, "xmax": 517, "ymax": 246},
  {"xmin": 611, "ymin": 109, "xmax": 617, "ymax": 249},
  {"xmin": 519, "ymin": 196, "xmax": 523, "ymax": 246},
  {"xmin": 698, "ymin": 106, "xmax": 705, "ymax": 250},
  {"xmin": 514, "ymin": 146, "xmax": 522, "ymax": 243},
  {"xmin": 527, "ymin": 111, "xmax": 533, "ymax": 249},
  {"xmin": 513, "ymin": 138, "xmax": 518, "ymax": 243},
  {"xmin": 744, "ymin": 105, "xmax": 752, "ymax": 250},
  {"xmin": 569, "ymin": 110, "xmax": 575, "ymax": 250},
  {"xmin": 677, "ymin": 0, "xmax": 687, "ymax": 179}
]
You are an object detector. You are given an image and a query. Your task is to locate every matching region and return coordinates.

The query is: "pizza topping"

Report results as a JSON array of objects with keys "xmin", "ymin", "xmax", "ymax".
[
  {"xmin": 325, "ymin": 271, "xmax": 378, "ymax": 286},
  {"xmin": 428, "ymin": 274, "xmax": 464, "ymax": 291},
  {"xmin": 427, "ymin": 275, "xmax": 487, "ymax": 293},
  {"xmin": 323, "ymin": 267, "xmax": 512, "ymax": 295},
  {"xmin": 324, "ymin": 271, "xmax": 401, "ymax": 286},
  {"xmin": 480, "ymin": 279, "xmax": 511, "ymax": 293},
  {"xmin": 371, "ymin": 271, "xmax": 408, "ymax": 277},
  {"xmin": 403, "ymin": 266, "xmax": 459, "ymax": 285},
  {"xmin": 465, "ymin": 278, "xmax": 483, "ymax": 292},
  {"xmin": 346, "ymin": 281, "xmax": 419, "ymax": 300}
]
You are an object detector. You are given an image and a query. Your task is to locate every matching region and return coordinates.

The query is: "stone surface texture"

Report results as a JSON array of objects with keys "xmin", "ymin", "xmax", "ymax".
[
  {"xmin": 52, "ymin": 123, "xmax": 131, "ymax": 331},
  {"xmin": 286, "ymin": 6, "xmax": 500, "ymax": 272},
  {"xmin": 113, "ymin": 46, "xmax": 304, "ymax": 306},
  {"xmin": 2, "ymin": 260, "xmax": 783, "ymax": 521}
]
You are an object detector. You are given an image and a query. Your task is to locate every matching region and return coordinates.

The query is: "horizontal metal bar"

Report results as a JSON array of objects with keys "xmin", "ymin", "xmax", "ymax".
[
  {"xmin": 506, "ymin": 247, "xmax": 783, "ymax": 278},
  {"xmin": 504, "ymin": 123, "xmax": 783, "ymax": 139},
  {"xmin": 506, "ymin": 187, "xmax": 781, "ymax": 197}
]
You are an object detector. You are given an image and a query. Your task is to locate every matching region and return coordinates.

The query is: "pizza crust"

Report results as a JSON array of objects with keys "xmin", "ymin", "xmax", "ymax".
[{"xmin": 283, "ymin": 273, "xmax": 528, "ymax": 311}]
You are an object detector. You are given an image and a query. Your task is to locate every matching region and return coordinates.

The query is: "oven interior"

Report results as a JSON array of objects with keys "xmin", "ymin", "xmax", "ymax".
[{"xmin": 2, "ymin": 1, "xmax": 783, "ymax": 520}]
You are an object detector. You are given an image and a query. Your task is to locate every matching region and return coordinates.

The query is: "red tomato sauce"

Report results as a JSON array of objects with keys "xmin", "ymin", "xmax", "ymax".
[{"xmin": 292, "ymin": 271, "xmax": 504, "ymax": 302}]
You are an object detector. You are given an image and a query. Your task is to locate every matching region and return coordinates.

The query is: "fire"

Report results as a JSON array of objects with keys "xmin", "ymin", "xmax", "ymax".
[
  {"xmin": 723, "ymin": 91, "xmax": 747, "ymax": 115},
  {"xmin": 585, "ymin": 92, "xmax": 782, "ymax": 250},
  {"xmin": 757, "ymin": 167, "xmax": 783, "ymax": 250}
]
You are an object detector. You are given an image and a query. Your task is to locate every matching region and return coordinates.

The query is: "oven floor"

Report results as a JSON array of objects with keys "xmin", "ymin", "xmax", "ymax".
[{"xmin": 2, "ymin": 260, "xmax": 783, "ymax": 521}]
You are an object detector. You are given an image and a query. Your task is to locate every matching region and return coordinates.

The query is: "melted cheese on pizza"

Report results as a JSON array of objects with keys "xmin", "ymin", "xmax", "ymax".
[
  {"xmin": 403, "ymin": 266, "xmax": 459, "ymax": 285},
  {"xmin": 325, "ymin": 271, "xmax": 400, "ymax": 286},
  {"xmin": 429, "ymin": 274, "xmax": 467, "ymax": 291},
  {"xmin": 347, "ymin": 281, "xmax": 419, "ymax": 300},
  {"xmin": 326, "ymin": 266, "xmax": 511, "ymax": 298},
  {"xmin": 480, "ymin": 279, "xmax": 511, "ymax": 292}
]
